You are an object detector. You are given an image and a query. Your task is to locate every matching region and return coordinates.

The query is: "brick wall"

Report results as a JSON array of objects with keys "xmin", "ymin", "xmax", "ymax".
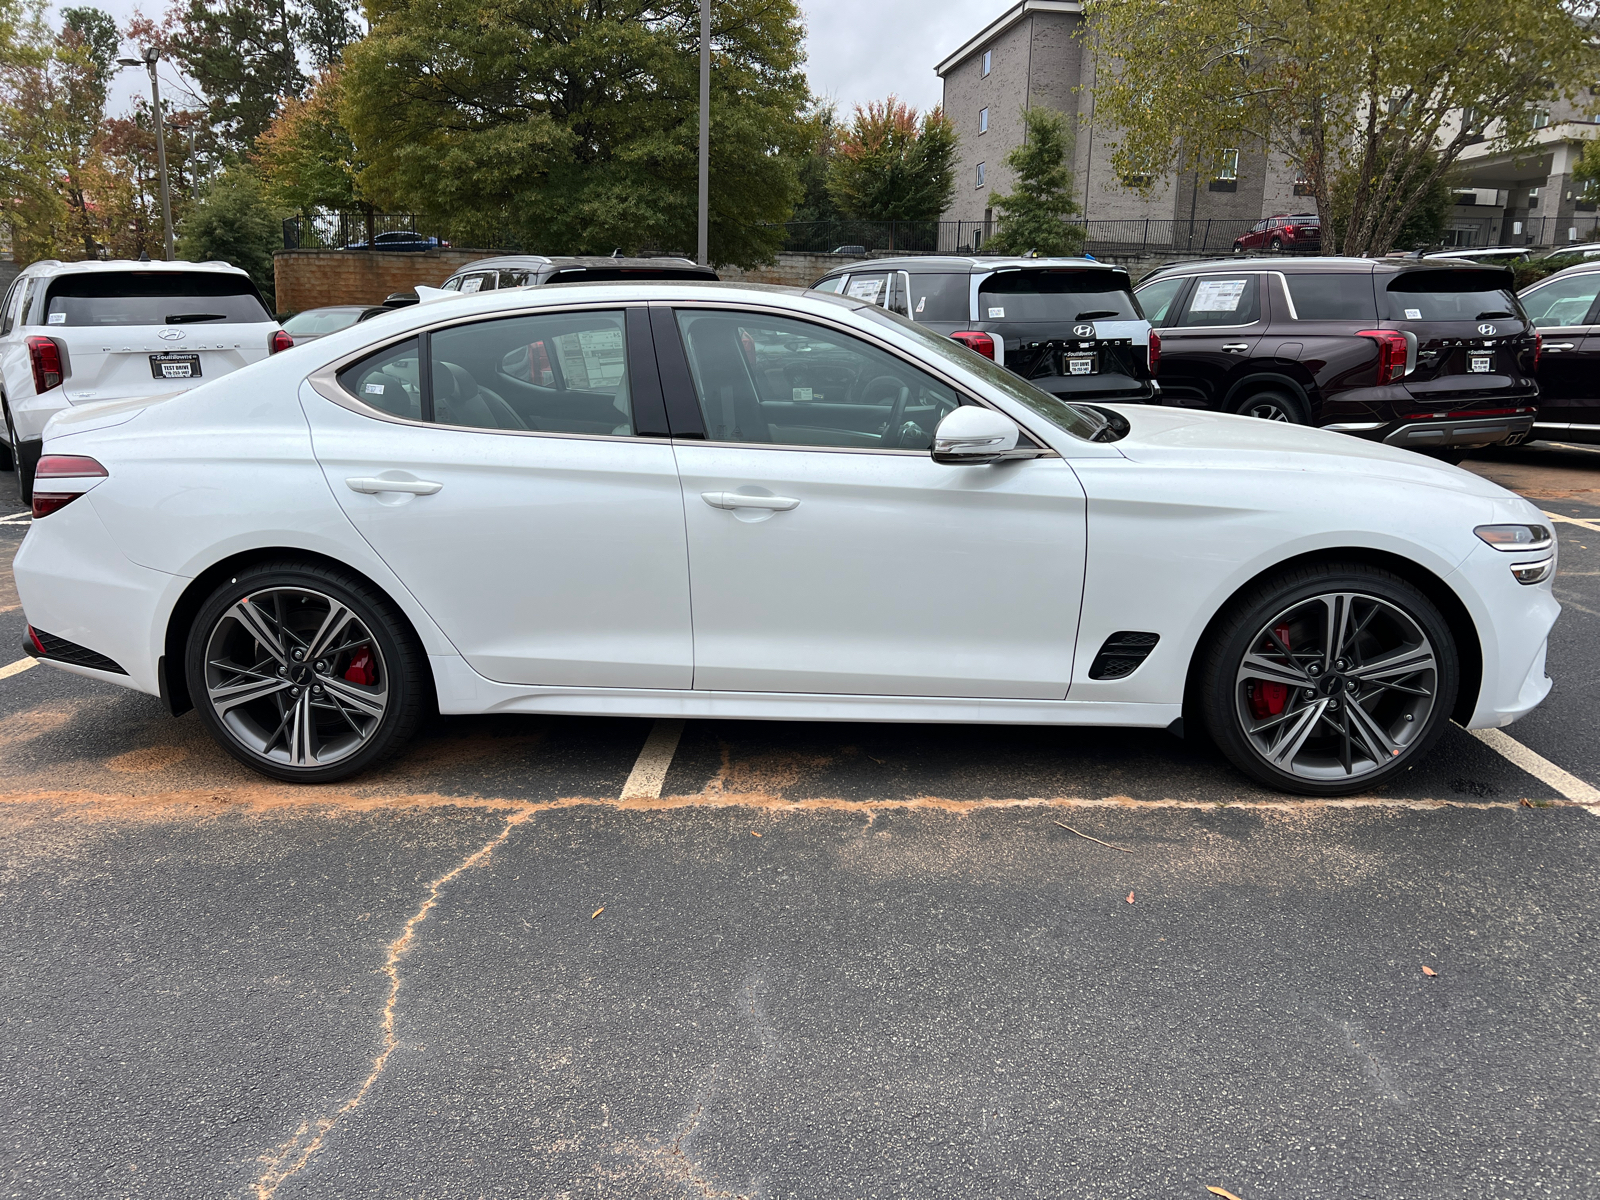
[
  {"xmin": 716, "ymin": 251, "xmax": 868, "ymax": 288},
  {"xmin": 273, "ymin": 248, "xmax": 502, "ymax": 313}
]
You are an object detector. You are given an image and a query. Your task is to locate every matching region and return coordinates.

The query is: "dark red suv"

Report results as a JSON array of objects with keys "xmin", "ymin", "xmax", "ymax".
[
  {"xmin": 1133, "ymin": 257, "xmax": 1540, "ymax": 450},
  {"xmin": 1233, "ymin": 214, "xmax": 1321, "ymax": 254}
]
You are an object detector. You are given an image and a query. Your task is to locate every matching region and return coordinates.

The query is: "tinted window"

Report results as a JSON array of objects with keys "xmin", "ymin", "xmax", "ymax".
[
  {"xmin": 434, "ymin": 311, "xmax": 632, "ymax": 434},
  {"xmin": 338, "ymin": 337, "xmax": 422, "ymax": 420},
  {"xmin": 283, "ymin": 308, "xmax": 365, "ymax": 336},
  {"xmin": 1174, "ymin": 274, "xmax": 1260, "ymax": 326},
  {"xmin": 1284, "ymin": 273, "xmax": 1376, "ymax": 321},
  {"xmin": 811, "ymin": 277, "xmax": 844, "ymax": 294},
  {"xmin": 1384, "ymin": 270, "xmax": 1521, "ymax": 322},
  {"xmin": 1519, "ymin": 273, "xmax": 1600, "ymax": 328},
  {"xmin": 0, "ymin": 279, "xmax": 22, "ymax": 336},
  {"xmin": 42, "ymin": 272, "xmax": 271, "ymax": 326},
  {"xmin": 497, "ymin": 270, "xmax": 533, "ymax": 288},
  {"xmin": 905, "ymin": 273, "xmax": 970, "ymax": 322},
  {"xmin": 978, "ymin": 269, "xmax": 1139, "ymax": 321},
  {"xmin": 675, "ymin": 309, "xmax": 960, "ymax": 450},
  {"xmin": 1134, "ymin": 276, "xmax": 1184, "ymax": 326}
]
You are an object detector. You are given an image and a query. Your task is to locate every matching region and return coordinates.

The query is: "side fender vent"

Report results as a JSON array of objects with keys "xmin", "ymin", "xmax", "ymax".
[{"xmin": 1088, "ymin": 631, "xmax": 1160, "ymax": 680}]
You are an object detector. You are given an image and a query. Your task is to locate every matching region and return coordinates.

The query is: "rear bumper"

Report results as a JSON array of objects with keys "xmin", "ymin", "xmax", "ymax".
[
  {"xmin": 1380, "ymin": 413, "xmax": 1536, "ymax": 449},
  {"xmin": 1032, "ymin": 374, "xmax": 1158, "ymax": 403}
]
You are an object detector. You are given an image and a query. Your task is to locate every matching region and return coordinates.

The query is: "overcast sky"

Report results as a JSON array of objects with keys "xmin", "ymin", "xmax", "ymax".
[{"xmin": 87, "ymin": 0, "xmax": 1014, "ymax": 121}]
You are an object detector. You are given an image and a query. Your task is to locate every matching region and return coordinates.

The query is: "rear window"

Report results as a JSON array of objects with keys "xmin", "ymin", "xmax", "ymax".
[
  {"xmin": 977, "ymin": 269, "xmax": 1140, "ymax": 322},
  {"xmin": 905, "ymin": 273, "xmax": 970, "ymax": 322},
  {"xmin": 42, "ymin": 271, "xmax": 272, "ymax": 327},
  {"xmin": 1383, "ymin": 270, "xmax": 1522, "ymax": 323},
  {"xmin": 1284, "ymin": 273, "xmax": 1376, "ymax": 321}
]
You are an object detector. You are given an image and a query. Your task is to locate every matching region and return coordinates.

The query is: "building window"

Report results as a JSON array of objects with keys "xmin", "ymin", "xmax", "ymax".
[
  {"xmin": 1293, "ymin": 175, "xmax": 1314, "ymax": 197},
  {"xmin": 979, "ymin": 107, "xmax": 988, "ymax": 134},
  {"xmin": 982, "ymin": 49, "xmax": 991, "ymax": 76},
  {"xmin": 1531, "ymin": 108, "xmax": 1551, "ymax": 129},
  {"xmin": 976, "ymin": 162, "xmax": 986, "ymax": 189},
  {"xmin": 1217, "ymin": 149, "xmax": 1240, "ymax": 181},
  {"xmin": 1528, "ymin": 186, "xmax": 1540, "ymax": 211}
]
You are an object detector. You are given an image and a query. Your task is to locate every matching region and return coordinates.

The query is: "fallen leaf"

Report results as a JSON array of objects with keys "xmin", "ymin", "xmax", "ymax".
[
  {"xmin": 1421, "ymin": 965, "xmax": 1437, "ymax": 977},
  {"xmin": 591, "ymin": 907, "xmax": 605, "ymax": 919},
  {"xmin": 1520, "ymin": 798, "xmax": 1534, "ymax": 808},
  {"xmin": 751, "ymin": 831, "xmax": 762, "ymax": 837},
  {"xmin": 1207, "ymin": 1188, "xmax": 1246, "ymax": 1200},
  {"xmin": 1126, "ymin": 891, "xmax": 1136, "ymax": 904}
]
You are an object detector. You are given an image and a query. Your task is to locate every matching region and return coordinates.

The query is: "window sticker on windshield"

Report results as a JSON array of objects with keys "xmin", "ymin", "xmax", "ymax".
[
  {"xmin": 1405, "ymin": 308, "xmax": 1422, "ymax": 319},
  {"xmin": 364, "ymin": 383, "xmax": 386, "ymax": 394},
  {"xmin": 845, "ymin": 278, "xmax": 883, "ymax": 303},
  {"xmin": 1191, "ymin": 279, "xmax": 1247, "ymax": 313},
  {"xmin": 47, "ymin": 311, "xmax": 65, "ymax": 324},
  {"xmin": 792, "ymin": 387, "xmax": 813, "ymax": 401},
  {"xmin": 988, "ymin": 307, "xmax": 1005, "ymax": 318}
]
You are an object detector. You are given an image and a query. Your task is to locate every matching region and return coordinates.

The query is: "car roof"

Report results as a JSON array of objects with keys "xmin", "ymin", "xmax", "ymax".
[
  {"xmin": 817, "ymin": 255, "xmax": 1129, "ymax": 275},
  {"xmin": 446, "ymin": 254, "xmax": 710, "ymax": 276},
  {"xmin": 19, "ymin": 258, "xmax": 250, "ymax": 278},
  {"xmin": 1137, "ymin": 255, "xmax": 1518, "ymax": 281}
]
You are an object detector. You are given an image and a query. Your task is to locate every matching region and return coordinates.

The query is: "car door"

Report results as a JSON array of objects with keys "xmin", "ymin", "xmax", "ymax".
[
  {"xmin": 657, "ymin": 303, "xmax": 1088, "ymax": 699},
  {"xmin": 1147, "ymin": 273, "xmax": 1266, "ymax": 409},
  {"xmin": 302, "ymin": 304, "xmax": 693, "ymax": 689},
  {"xmin": 1520, "ymin": 269, "xmax": 1600, "ymax": 430}
]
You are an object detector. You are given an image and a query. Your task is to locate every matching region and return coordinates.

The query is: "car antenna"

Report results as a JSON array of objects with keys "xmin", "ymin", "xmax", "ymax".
[{"xmin": 138, "ymin": 251, "xmax": 150, "ymax": 262}]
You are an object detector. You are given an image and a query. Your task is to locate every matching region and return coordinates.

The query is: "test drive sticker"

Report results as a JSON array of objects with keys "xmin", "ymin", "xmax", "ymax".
[
  {"xmin": 987, "ymin": 307, "xmax": 1005, "ymax": 318},
  {"xmin": 47, "ymin": 312, "xmax": 65, "ymax": 324},
  {"xmin": 364, "ymin": 383, "xmax": 385, "ymax": 394},
  {"xmin": 1405, "ymin": 308, "xmax": 1422, "ymax": 319}
]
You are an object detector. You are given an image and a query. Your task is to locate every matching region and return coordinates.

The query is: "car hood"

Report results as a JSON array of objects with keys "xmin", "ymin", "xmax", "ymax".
[
  {"xmin": 1105, "ymin": 404, "xmax": 1513, "ymax": 501},
  {"xmin": 42, "ymin": 389, "xmax": 182, "ymax": 440}
]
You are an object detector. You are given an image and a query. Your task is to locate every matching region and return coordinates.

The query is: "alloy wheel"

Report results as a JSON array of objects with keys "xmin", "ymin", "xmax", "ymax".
[
  {"xmin": 202, "ymin": 586, "xmax": 389, "ymax": 769},
  {"xmin": 1234, "ymin": 591, "xmax": 1437, "ymax": 781},
  {"xmin": 1244, "ymin": 400, "xmax": 1291, "ymax": 421}
]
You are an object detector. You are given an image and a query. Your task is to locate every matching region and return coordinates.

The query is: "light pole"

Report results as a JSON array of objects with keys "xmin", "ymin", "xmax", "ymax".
[
  {"xmin": 117, "ymin": 47, "xmax": 174, "ymax": 261},
  {"xmin": 697, "ymin": 0, "xmax": 709, "ymax": 266}
]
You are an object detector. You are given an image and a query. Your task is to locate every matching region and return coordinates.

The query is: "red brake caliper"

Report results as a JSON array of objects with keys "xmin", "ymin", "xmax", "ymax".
[
  {"xmin": 344, "ymin": 648, "xmax": 376, "ymax": 686},
  {"xmin": 1248, "ymin": 624, "xmax": 1293, "ymax": 719}
]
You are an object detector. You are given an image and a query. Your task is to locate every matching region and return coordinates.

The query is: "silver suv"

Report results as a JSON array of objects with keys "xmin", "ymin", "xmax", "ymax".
[{"xmin": 0, "ymin": 260, "xmax": 290, "ymax": 501}]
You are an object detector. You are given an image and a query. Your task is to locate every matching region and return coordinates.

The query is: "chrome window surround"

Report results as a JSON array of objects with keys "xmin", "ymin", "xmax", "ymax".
[{"xmin": 305, "ymin": 297, "xmax": 1061, "ymax": 459}]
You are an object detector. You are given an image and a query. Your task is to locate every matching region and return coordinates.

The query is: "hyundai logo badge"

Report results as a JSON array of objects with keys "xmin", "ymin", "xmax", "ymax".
[
  {"xmin": 158, "ymin": 328, "xmax": 186, "ymax": 341},
  {"xmin": 1477, "ymin": 323, "xmax": 1497, "ymax": 336},
  {"xmin": 1073, "ymin": 323, "xmax": 1095, "ymax": 338}
]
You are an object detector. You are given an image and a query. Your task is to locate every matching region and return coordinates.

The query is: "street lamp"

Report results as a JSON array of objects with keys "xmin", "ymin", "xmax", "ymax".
[
  {"xmin": 117, "ymin": 47, "xmax": 174, "ymax": 262},
  {"xmin": 697, "ymin": 0, "xmax": 709, "ymax": 267}
]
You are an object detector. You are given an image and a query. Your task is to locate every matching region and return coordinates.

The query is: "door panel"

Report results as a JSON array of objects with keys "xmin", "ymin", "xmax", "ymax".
[{"xmin": 1152, "ymin": 274, "xmax": 1265, "ymax": 408}]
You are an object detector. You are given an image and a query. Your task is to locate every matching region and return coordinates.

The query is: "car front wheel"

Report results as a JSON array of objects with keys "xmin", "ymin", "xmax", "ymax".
[
  {"xmin": 185, "ymin": 561, "xmax": 426, "ymax": 782},
  {"xmin": 1200, "ymin": 564, "xmax": 1459, "ymax": 796}
]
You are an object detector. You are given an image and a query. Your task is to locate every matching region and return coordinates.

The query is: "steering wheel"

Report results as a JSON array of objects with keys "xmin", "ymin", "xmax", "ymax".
[{"xmin": 860, "ymin": 374, "xmax": 912, "ymax": 446}]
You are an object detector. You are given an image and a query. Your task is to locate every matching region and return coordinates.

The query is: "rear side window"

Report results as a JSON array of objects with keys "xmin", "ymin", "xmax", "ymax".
[
  {"xmin": 1284, "ymin": 273, "xmax": 1376, "ymax": 321},
  {"xmin": 43, "ymin": 272, "xmax": 272, "ymax": 326},
  {"xmin": 1384, "ymin": 270, "xmax": 1522, "ymax": 322},
  {"xmin": 906, "ymin": 273, "xmax": 970, "ymax": 322},
  {"xmin": 338, "ymin": 337, "xmax": 422, "ymax": 421},
  {"xmin": 1174, "ymin": 274, "xmax": 1261, "ymax": 326},
  {"xmin": 978, "ymin": 269, "xmax": 1140, "ymax": 322}
]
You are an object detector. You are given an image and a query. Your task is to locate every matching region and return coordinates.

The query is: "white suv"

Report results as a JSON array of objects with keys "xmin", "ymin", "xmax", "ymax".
[{"xmin": 0, "ymin": 259, "xmax": 291, "ymax": 501}]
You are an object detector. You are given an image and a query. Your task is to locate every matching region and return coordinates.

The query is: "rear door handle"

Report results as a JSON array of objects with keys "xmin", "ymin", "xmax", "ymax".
[
  {"xmin": 346, "ymin": 477, "xmax": 443, "ymax": 496},
  {"xmin": 1543, "ymin": 343, "xmax": 1575, "ymax": 351},
  {"xmin": 1222, "ymin": 343, "xmax": 1250, "ymax": 352},
  {"xmin": 701, "ymin": 491, "xmax": 800, "ymax": 511}
]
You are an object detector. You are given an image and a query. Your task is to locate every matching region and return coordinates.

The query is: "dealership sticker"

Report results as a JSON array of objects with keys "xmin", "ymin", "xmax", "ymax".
[
  {"xmin": 988, "ymin": 307, "xmax": 1005, "ymax": 318},
  {"xmin": 47, "ymin": 312, "xmax": 65, "ymax": 324},
  {"xmin": 364, "ymin": 383, "xmax": 386, "ymax": 394},
  {"xmin": 792, "ymin": 387, "xmax": 813, "ymax": 401},
  {"xmin": 1405, "ymin": 308, "xmax": 1423, "ymax": 319},
  {"xmin": 916, "ymin": 296, "xmax": 926, "ymax": 313}
]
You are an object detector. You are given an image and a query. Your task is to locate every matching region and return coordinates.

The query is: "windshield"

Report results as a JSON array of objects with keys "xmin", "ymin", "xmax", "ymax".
[
  {"xmin": 43, "ymin": 272, "xmax": 272, "ymax": 327},
  {"xmin": 1384, "ymin": 269, "xmax": 1524, "ymax": 322},
  {"xmin": 283, "ymin": 308, "xmax": 364, "ymax": 336},
  {"xmin": 978, "ymin": 268, "xmax": 1141, "ymax": 322},
  {"xmin": 859, "ymin": 306, "xmax": 1105, "ymax": 441}
]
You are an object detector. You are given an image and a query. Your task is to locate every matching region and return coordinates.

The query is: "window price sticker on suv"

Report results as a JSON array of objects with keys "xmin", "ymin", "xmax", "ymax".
[{"xmin": 150, "ymin": 352, "xmax": 201, "ymax": 380}]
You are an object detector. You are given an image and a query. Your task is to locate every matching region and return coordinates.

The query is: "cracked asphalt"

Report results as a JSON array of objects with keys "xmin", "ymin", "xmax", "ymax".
[{"xmin": 1, "ymin": 442, "xmax": 1597, "ymax": 1200}]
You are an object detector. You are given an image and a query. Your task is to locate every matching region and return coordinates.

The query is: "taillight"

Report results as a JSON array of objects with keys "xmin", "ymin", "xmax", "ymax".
[
  {"xmin": 951, "ymin": 331, "xmax": 996, "ymax": 359},
  {"xmin": 1147, "ymin": 329, "xmax": 1160, "ymax": 376},
  {"xmin": 270, "ymin": 330, "xmax": 295, "ymax": 354},
  {"xmin": 26, "ymin": 336, "xmax": 62, "ymax": 393},
  {"xmin": 1533, "ymin": 330, "xmax": 1542, "ymax": 371},
  {"xmin": 1357, "ymin": 329, "xmax": 1408, "ymax": 383},
  {"xmin": 31, "ymin": 454, "xmax": 107, "ymax": 519}
]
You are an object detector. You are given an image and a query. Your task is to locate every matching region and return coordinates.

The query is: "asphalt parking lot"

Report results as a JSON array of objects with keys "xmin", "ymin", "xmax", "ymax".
[{"xmin": 2, "ymin": 442, "xmax": 1597, "ymax": 1200}]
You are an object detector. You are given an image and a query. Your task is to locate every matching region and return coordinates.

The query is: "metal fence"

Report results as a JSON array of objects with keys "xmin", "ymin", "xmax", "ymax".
[
  {"xmin": 771, "ymin": 217, "xmax": 1281, "ymax": 257},
  {"xmin": 282, "ymin": 212, "xmax": 452, "ymax": 251}
]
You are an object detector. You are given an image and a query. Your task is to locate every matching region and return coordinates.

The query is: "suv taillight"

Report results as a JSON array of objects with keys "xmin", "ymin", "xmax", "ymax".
[
  {"xmin": 1147, "ymin": 329, "xmax": 1160, "ymax": 376},
  {"xmin": 26, "ymin": 336, "xmax": 63, "ymax": 393},
  {"xmin": 1357, "ymin": 329, "xmax": 1409, "ymax": 383},
  {"xmin": 31, "ymin": 454, "xmax": 108, "ymax": 519},
  {"xmin": 270, "ymin": 330, "xmax": 294, "ymax": 354},
  {"xmin": 951, "ymin": 331, "xmax": 996, "ymax": 359}
]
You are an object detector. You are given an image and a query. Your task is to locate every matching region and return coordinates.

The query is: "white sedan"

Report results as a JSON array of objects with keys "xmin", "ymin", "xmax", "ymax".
[{"xmin": 13, "ymin": 283, "xmax": 1559, "ymax": 796}]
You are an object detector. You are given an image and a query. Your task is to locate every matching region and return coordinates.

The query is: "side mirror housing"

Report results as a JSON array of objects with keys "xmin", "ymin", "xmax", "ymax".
[{"xmin": 931, "ymin": 405, "xmax": 1021, "ymax": 465}]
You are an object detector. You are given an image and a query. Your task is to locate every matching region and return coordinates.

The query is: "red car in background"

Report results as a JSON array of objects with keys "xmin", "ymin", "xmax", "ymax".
[{"xmin": 1233, "ymin": 214, "xmax": 1322, "ymax": 253}]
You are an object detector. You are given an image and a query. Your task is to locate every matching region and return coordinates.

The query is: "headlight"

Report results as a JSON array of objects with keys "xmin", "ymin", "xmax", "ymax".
[{"xmin": 1475, "ymin": 524, "xmax": 1553, "ymax": 552}]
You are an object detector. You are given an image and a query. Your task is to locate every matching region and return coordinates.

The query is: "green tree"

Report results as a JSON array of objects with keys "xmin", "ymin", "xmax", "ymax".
[
  {"xmin": 1083, "ymin": 0, "xmax": 1599, "ymax": 256},
  {"xmin": 340, "ymin": 0, "xmax": 809, "ymax": 266},
  {"xmin": 165, "ymin": 0, "xmax": 305, "ymax": 153},
  {"xmin": 0, "ymin": 0, "xmax": 70, "ymax": 260},
  {"xmin": 175, "ymin": 166, "xmax": 284, "ymax": 295},
  {"xmin": 792, "ymin": 101, "xmax": 842, "ymax": 225},
  {"xmin": 256, "ymin": 68, "xmax": 363, "ymax": 213},
  {"xmin": 982, "ymin": 105, "xmax": 1085, "ymax": 256},
  {"xmin": 826, "ymin": 97, "xmax": 955, "ymax": 221},
  {"xmin": 1328, "ymin": 147, "xmax": 1455, "ymax": 252},
  {"xmin": 295, "ymin": 0, "xmax": 359, "ymax": 69}
]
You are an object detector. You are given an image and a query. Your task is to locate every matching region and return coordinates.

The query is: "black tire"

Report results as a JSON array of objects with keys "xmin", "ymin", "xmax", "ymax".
[
  {"xmin": 0, "ymin": 402, "xmax": 13, "ymax": 473},
  {"xmin": 185, "ymin": 560, "xmax": 427, "ymax": 783},
  {"xmin": 1199, "ymin": 562, "xmax": 1459, "ymax": 796},
  {"xmin": 1232, "ymin": 242, "xmax": 1245, "ymax": 254},
  {"xmin": 1233, "ymin": 389, "xmax": 1307, "ymax": 424},
  {"xmin": 1269, "ymin": 236, "xmax": 1284, "ymax": 252}
]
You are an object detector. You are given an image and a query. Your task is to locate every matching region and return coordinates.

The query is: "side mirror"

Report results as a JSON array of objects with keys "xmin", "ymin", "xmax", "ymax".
[{"xmin": 931, "ymin": 406, "xmax": 1021, "ymax": 465}]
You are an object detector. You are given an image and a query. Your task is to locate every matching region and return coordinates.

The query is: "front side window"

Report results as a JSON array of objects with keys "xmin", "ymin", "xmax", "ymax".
[
  {"xmin": 42, "ymin": 271, "xmax": 271, "ymax": 326},
  {"xmin": 0, "ymin": 278, "xmax": 24, "ymax": 335},
  {"xmin": 674, "ymin": 310, "xmax": 961, "ymax": 450},
  {"xmin": 844, "ymin": 273, "xmax": 889, "ymax": 304},
  {"xmin": 456, "ymin": 273, "xmax": 493, "ymax": 294},
  {"xmin": 1175, "ymin": 274, "xmax": 1260, "ymax": 326},
  {"xmin": 1134, "ymin": 276, "xmax": 1185, "ymax": 326},
  {"xmin": 1517, "ymin": 273, "xmax": 1600, "ymax": 327}
]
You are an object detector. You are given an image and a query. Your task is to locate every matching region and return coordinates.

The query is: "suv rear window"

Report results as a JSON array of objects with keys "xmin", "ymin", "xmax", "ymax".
[
  {"xmin": 1383, "ymin": 269, "xmax": 1522, "ymax": 323},
  {"xmin": 43, "ymin": 272, "xmax": 272, "ymax": 327},
  {"xmin": 978, "ymin": 269, "xmax": 1140, "ymax": 322},
  {"xmin": 1284, "ymin": 273, "xmax": 1376, "ymax": 321}
]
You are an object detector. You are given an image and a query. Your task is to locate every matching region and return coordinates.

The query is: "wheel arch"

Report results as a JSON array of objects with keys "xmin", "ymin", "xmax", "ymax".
[
  {"xmin": 1222, "ymin": 370, "xmax": 1318, "ymax": 419},
  {"xmin": 160, "ymin": 546, "xmax": 432, "ymax": 717},
  {"xmin": 1180, "ymin": 546, "xmax": 1483, "ymax": 730}
]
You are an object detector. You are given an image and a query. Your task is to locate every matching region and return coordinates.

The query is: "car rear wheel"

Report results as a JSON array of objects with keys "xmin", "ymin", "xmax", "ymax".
[
  {"xmin": 1269, "ymin": 236, "xmax": 1284, "ymax": 252},
  {"xmin": 185, "ymin": 561, "xmax": 427, "ymax": 783},
  {"xmin": 1234, "ymin": 389, "xmax": 1306, "ymax": 423},
  {"xmin": 1200, "ymin": 564, "xmax": 1458, "ymax": 796},
  {"xmin": 1232, "ymin": 242, "xmax": 1245, "ymax": 254}
]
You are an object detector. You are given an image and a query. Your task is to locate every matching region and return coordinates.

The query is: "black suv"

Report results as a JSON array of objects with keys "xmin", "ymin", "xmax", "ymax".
[
  {"xmin": 440, "ymin": 255, "xmax": 719, "ymax": 292},
  {"xmin": 810, "ymin": 256, "xmax": 1159, "ymax": 404},
  {"xmin": 1133, "ymin": 257, "xmax": 1539, "ymax": 450}
]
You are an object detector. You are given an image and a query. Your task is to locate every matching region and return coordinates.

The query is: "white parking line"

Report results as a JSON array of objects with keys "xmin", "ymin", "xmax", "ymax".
[
  {"xmin": 1544, "ymin": 510, "xmax": 1600, "ymax": 534},
  {"xmin": 1470, "ymin": 727, "xmax": 1600, "ymax": 814},
  {"xmin": 0, "ymin": 512, "xmax": 30, "ymax": 526},
  {"xmin": 620, "ymin": 719, "xmax": 685, "ymax": 800},
  {"xmin": 0, "ymin": 657, "xmax": 36, "ymax": 681}
]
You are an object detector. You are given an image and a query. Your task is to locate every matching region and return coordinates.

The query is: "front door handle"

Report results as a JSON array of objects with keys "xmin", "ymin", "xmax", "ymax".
[
  {"xmin": 701, "ymin": 491, "xmax": 800, "ymax": 511},
  {"xmin": 346, "ymin": 476, "xmax": 443, "ymax": 496},
  {"xmin": 1222, "ymin": 343, "xmax": 1250, "ymax": 352}
]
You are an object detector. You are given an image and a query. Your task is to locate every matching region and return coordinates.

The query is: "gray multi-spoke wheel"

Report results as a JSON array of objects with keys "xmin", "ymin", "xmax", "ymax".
[
  {"xmin": 186, "ymin": 563, "xmax": 425, "ymax": 782},
  {"xmin": 1234, "ymin": 390, "xmax": 1305, "ymax": 424},
  {"xmin": 1202, "ymin": 565, "xmax": 1458, "ymax": 796}
]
